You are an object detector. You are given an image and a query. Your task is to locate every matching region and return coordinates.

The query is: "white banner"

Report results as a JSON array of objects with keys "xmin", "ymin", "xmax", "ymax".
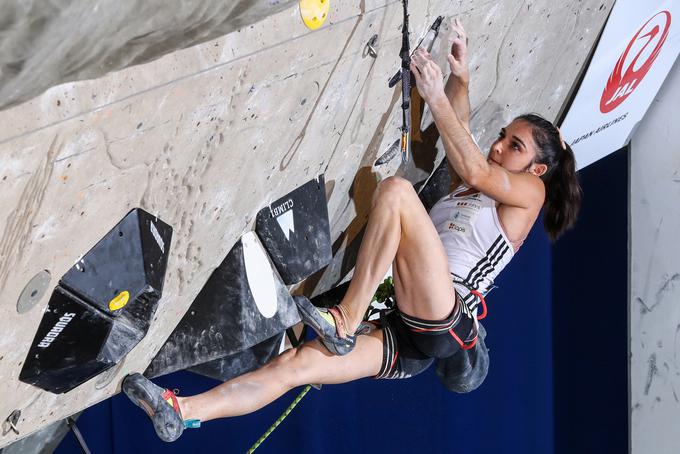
[{"xmin": 560, "ymin": 0, "xmax": 680, "ymax": 169}]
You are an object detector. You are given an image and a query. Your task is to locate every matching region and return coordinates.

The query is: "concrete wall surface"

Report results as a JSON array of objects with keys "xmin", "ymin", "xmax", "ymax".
[
  {"xmin": 630, "ymin": 59, "xmax": 680, "ymax": 454},
  {"xmin": 0, "ymin": 0, "xmax": 298, "ymax": 110},
  {"xmin": 0, "ymin": 0, "xmax": 612, "ymax": 446}
]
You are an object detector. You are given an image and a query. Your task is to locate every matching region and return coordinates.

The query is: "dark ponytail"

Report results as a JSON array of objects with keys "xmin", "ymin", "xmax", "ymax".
[{"xmin": 515, "ymin": 114, "xmax": 582, "ymax": 241}]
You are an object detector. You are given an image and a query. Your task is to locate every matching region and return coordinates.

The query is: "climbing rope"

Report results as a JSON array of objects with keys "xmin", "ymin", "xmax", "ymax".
[
  {"xmin": 246, "ymin": 281, "xmax": 399, "ymax": 452},
  {"xmin": 246, "ymin": 385, "xmax": 312, "ymax": 453}
]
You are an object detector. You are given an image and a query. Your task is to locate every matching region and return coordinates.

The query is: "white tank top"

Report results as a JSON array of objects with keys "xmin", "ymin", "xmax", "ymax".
[{"xmin": 429, "ymin": 185, "xmax": 515, "ymax": 309}]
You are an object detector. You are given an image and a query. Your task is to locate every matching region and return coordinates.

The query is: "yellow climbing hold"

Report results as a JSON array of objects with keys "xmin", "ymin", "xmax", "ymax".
[
  {"xmin": 299, "ymin": 0, "xmax": 330, "ymax": 30},
  {"xmin": 108, "ymin": 290, "xmax": 130, "ymax": 311}
]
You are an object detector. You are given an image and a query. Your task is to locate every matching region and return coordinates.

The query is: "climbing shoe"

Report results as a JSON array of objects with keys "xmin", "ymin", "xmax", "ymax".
[
  {"xmin": 293, "ymin": 295, "xmax": 362, "ymax": 356},
  {"xmin": 122, "ymin": 373, "xmax": 200, "ymax": 442}
]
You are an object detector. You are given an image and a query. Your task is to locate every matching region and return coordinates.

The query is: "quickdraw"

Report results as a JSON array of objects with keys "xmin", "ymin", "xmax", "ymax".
[
  {"xmin": 387, "ymin": 9, "xmax": 445, "ymax": 163},
  {"xmin": 398, "ymin": 0, "xmax": 411, "ymax": 162}
]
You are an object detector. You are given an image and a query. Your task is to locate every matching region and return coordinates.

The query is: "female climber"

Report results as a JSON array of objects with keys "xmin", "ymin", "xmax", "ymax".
[{"xmin": 122, "ymin": 18, "xmax": 581, "ymax": 442}]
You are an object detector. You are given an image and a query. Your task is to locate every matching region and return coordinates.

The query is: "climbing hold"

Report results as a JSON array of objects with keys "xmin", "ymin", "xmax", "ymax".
[
  {"xmin": 145, "ymin": 232, "xmax": 302, "ymax": 380},
  {"xmin": 19, "ymin": 208, "xmax": 173, "ymax": 394},
  {"xmin": 108, "ymin": 290, "xmax": 130, "ymax": 311},
  {"xmin": 299, "ymin": 0, "xmax": 330, "ymax": 31},
  {"xmin": 256, "ymin": 175, "xmax": 332, "ymax": 285}
]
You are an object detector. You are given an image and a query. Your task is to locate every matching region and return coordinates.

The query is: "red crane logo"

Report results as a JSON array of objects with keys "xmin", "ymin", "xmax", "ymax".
[{"xmin": 600, "ymin": 11, "xmax": 671, "ymax": 113}]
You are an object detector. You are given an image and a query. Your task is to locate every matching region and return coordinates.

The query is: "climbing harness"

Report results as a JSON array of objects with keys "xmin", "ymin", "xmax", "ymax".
[{"xmin": 450, "ymin": 274, "xmax": 495, "ymax": 350}]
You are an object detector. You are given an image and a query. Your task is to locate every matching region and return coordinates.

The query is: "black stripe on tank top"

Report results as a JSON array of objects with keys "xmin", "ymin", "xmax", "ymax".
[
  {"xmin": 451, "ymin": 273, "xmax": 477, "ymax": 308},
  {"xmin": 468, "ymin": 241, "xmax": 507, "ymax": 290},
  {"xmin": 463, "ymin": 235, "xmax": 504, "ymax": 286},
  {"xmin": 462, "ymin": 235, "xmax": 503, "ymax": 285},
  {"xmin": 460, "ymin": 235, "xmax": 509, "ymax": 310},
  {"xmin": 466, "ymin": 243, "xmax": 510, "ymax": 310},
  {"xmin": 473, "ymin": 244, "xmax": 510, "ymax": 290},
  {"xmin": 469, "ymin": 241, "xmax": 510, "ymax": 290}
]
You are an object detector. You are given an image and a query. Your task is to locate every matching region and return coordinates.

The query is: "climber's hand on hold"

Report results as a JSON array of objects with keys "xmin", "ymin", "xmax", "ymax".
[
  {"xmin": 447, "ymin": 18, "xmax": 470, "ymax": 85},
  {"xmin": 411, "ymin": 48, "xmax": 446, "ymax": 105}
]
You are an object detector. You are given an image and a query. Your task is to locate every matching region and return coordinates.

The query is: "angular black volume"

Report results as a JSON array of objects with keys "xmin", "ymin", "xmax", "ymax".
[
  {"xmin": 188, "ymin": 332, "xmax": 286, "ymax": 383},
  {"xmin": 146, "ymin": 233, "xmax": 300, "ymax": 378},
  {"xmin": 60, "ymin": 209, "xmax": 172, "ymax": 333},
  {"xmin": 255, "ymin": 175, "xmax": 332, "ymax": 284},
  {"xmin": 20, "ymin": 208, "xmax": 172, "ymax": 394}
]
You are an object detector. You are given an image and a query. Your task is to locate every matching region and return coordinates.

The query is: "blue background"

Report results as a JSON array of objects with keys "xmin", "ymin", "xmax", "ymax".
[{"xmin": 56, "ymin": 149, "xmax": 627, "ymax": 454}]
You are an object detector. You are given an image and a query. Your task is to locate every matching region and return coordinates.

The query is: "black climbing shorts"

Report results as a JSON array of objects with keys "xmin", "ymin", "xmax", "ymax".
[{"xmin": 374, "ymin": 292, "xmax": 477, "ymax": 380}]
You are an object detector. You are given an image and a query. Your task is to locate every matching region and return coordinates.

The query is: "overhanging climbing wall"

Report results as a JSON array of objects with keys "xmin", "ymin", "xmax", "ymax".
[{"xmin": 0, "ymin": 0, "xmax": 613, "ymax": 446}]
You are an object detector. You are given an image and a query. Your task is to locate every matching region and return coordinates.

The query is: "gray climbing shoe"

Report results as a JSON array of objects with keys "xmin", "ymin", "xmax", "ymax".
[
  {"xmin": 122, "ymin": 373, "xmax": 195, "ymax": 442},
  {"xmin": 293, "ymin": 295, "xmax": 362, "ymax": 356}
]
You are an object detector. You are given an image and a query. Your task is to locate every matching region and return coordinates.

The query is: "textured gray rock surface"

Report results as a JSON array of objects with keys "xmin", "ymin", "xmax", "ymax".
[
  {"xmin": 0, "ymin": 0, "xmax": 613, "ymax": 446},
  {"xmin": 0, "ymin": 0, "xmax": 297, "ymax": 110}
]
